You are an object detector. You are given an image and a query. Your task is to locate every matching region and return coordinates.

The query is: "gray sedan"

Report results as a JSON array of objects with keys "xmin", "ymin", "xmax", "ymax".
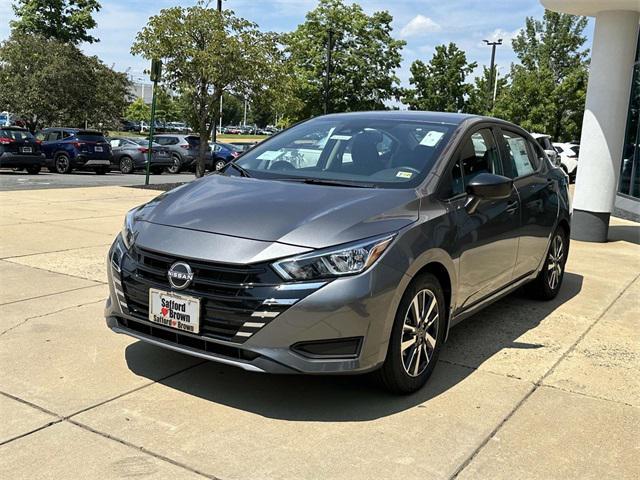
[{"xmin": 108, "ymin": 137, "xmax": 173, "ymax": 174}]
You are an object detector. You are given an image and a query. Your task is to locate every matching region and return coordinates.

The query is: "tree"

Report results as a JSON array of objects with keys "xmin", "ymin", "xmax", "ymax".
[
  {"xmin": 402, "ymin": 43, "xmax": 477, "ymax": 112},
  {"xmin": 0, "ymin": 32, "xmax": 130, "ymax": 131},
  {"xmin": 11, "ymin": 0, "xmax": 101, "ymax": 44},
  {"xmin": 132, "ymin": 5, "xmax": 285, "ymax": 177},
  {"xmin": 466, "ymin": 66, "xmax": 509, "ymax": 115},
  {"xmin": 125, "ymin": 98, "xmax": 151, "ymax": 123},
  {"xmin": 284, "ymin": 0, "xmax": 405, "ymax": 119},
  {"xmin": 494, "ymin": 11, "xmax": 589, "ymax": 141}
]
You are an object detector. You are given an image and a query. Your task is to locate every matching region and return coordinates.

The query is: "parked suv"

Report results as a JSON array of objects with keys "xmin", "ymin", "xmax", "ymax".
[
  {"xmin": 0, "ymin": 127, "xmax": 45, "ymax": 174},
  {"xmin": 38, "ymin": 128, "xmax": 112, "ymax": 174},
  {"xmin": 153, "ymin": 134, "xmax": 212, "ymax": 173},
  {"xmin": 108, "ymin": 137, "xmax": 173, "ymax": 174},
  {"xmin": 106, "ymin": 111, "xmax": 571, "ymax": 394},
  {"xmin": 553, "ymin": 142, "xmax": 580, "ymax": 182}
]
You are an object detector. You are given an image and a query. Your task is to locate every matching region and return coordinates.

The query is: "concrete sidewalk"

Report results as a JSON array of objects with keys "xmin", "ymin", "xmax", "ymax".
[{"xmin": 0, "ymin": 186, "xmax": 638, "ymax": 479}]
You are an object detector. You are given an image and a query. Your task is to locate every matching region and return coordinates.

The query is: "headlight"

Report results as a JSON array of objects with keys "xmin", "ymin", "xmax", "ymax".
[
  {"xmin": 121, "ymin": 208, "xmax": 137, "ymax": 250},
  {"xmin": 272, "ymin": 234, "xmax": 395, "ymax": 281}
]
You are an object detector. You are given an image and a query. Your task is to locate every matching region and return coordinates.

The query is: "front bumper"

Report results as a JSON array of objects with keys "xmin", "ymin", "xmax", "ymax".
[{"xmin": 104, "ymin": 232, "xmax": 408, "ymax": 375}]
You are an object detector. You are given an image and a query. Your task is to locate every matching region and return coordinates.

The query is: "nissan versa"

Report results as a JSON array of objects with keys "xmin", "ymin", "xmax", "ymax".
[{"xmin": 106, "ymin": 112, "xmax": 570, "ymax": 394}]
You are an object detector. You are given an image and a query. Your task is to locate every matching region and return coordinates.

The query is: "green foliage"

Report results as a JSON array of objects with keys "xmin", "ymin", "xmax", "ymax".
[
  {"xmin": 131, "ymin": 5, "xmax": 285, "ymax": 176},
  {"xmin": 494, "ymin": 11, "xmax": 589, "ymax": 141},
  {"xmin": 11, "ymin": 0, "xmax": 101, "ymax": 44},
  {"xmin": 466, "ymin": 66, "xmax": 509, "ymax": 115},
  {"xmin": 0, "ymin": 32, "xmax": 130, "ymax": 131},
  {"xmin": 125, "ymin": 98, "xmax": 151, "ymax": 123},
  {"xmin": 403, "ymin": 43, "xmax": 477, "ymax": 112},
  {"xmin": 284, "ymin": 0, "xmax": 405, "ymax": 119}
]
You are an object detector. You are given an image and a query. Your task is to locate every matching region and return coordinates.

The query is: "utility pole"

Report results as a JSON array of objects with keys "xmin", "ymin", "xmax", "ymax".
[
  {"xmin": 324, "ymin": 28, "xmax": 334, "ymax": 115},
  {"xmin": 483, "ymin": 38, "xmax": 502, "ymax": 112},
  {"xmin": 212, "ymin": 0, "xmax": 223, "ymax": 143}
]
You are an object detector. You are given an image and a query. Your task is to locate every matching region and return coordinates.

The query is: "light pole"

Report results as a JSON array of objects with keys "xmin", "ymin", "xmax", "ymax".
[
  {"xmin": 324, "ymin": 28, "xmax": 334, "ymax": 115},
  {"xmin": 211, "ymin": 0, "xmax": 223, "ymax": 143},
  {"xmin": 483, "ymin": 38, "xmax": 502, "ymax": 111}
]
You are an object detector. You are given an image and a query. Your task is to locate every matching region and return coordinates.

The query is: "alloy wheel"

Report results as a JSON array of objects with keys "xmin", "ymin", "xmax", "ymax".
[
  {"xmin": 215, "ymin": 160, "xmax": 226, "ymax": 171},
  {"xmin": 167, "ymin": 157, "xmax": 180, "ymax": 174},
  {"xmin": 120, "ymin": 157, "xmax": 133, "ymax": 174},
  {"xmin": 56, "ymin": 156, "xmax": 69, "ymax": 173},
  {"xmin": 547, "ymin": 234, "xmax": 564, "ymax": 290},
  {"xmin": 401, "ymin": 289, "xmax": 439, "ymax": 377}
]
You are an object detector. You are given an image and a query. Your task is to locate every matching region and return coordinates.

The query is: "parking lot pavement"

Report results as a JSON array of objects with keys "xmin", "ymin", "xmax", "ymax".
[
  {"xmin": 0, "ymin": 186, "xmax": 639, "ymax": 479},
  {"xmin": 0, "ymin": 170, "xmax": 194, "ymax": 191}
]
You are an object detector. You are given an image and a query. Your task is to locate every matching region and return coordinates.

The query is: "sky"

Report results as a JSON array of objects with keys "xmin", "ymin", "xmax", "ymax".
[{"xmin": 0, "ymin": 0, "xmax": 594, "ymax": 91}]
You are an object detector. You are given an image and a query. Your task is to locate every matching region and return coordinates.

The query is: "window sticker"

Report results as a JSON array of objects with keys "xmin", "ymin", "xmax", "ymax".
[
  {"xmin": 330, "ymin": 135, "xmax": 352, "ymax": 141},
  {"xmin": 396, "ymin": 171, "xmax": 413, "ymax": 179},
  {"xmin": 507, "ymin": 138, "xmax": 533, "ymax": 173},
  {"xmin": 420, "ymin": 130, "xmax": 445, "ymax": 147},
  {"xmin": 257, "ymin": 150, "xmax": 283, "ymax": 161}
]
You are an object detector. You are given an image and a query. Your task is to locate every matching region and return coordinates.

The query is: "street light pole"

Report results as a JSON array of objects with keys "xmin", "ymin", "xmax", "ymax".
[
  {"xmin": 324, "ymin": 28, "xmax": 334, "ymax": 115},
  {"xmin": 217, "ymin": 0, "xmax": 222, "ymax": 12},
  {"xmin": 483, "ymin": 38, "xmax": 502, "ymax": 112}
]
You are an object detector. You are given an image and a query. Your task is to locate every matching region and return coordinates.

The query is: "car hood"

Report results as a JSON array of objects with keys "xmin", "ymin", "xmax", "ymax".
[{"xmin": 139, "ymin": 174, "xmax": 420, "ymax": 249}]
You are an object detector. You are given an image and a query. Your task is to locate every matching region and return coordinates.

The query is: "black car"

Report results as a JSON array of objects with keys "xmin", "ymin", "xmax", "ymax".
[
  {"xmin": 37, "ymin": 128, "xmax": 112, "ymax": 174},
  {"xmin": 106, "ymin": 111, "xmax": 571, "ymax": 394},
  {"xmin": 108, "ymin": 137, "xmax": 173, "ymax": 174},
  {"xmin": 0, "ymin": 127, "xmax": 45, "ymax": 174}
]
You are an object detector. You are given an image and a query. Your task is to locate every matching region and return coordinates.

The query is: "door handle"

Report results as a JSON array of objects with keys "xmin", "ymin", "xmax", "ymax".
[{"xmin": 506, "ymin": 201, "xmax": 519, "ymax": 214}]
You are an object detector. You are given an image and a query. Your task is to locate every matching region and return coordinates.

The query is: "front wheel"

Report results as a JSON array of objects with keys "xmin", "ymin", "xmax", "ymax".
[
  {"xmin": 377, "ymin": 273, "xmax": 446, "ymax": 394},
  {"xmin": 214, "ymin": 159, "xmax": 226, "ymax": 171},
  {"xmin": 526, "ymin": 227, "xmax": 568, "ymax": 300},
  {"xmin": 119, "ymin": 156, "xmax": 134, "ymax": 174}
]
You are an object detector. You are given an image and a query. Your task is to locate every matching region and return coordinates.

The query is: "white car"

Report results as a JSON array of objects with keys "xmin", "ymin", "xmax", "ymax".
[
  {"xmin": 531, "ymin": 133, "xmax": 560, "ymax": 166},
  {"xmin": 553, "ymin": 142, "xmax": 579, "ymax": 181}
]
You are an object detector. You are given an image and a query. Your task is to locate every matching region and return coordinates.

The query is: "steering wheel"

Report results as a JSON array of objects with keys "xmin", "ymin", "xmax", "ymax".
[{"xmin": 270, "ymin": 161, "xmax": 296, "ymax": 171}]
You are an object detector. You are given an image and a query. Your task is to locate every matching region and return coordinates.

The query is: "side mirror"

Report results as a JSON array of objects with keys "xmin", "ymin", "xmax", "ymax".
[
  {"xmin": 466, "ymin": 173, "xmax": 513, "ymax": 200},
  {"xmin": 465, "ymin": 173, "xmax": 513, "ymax": 214}
]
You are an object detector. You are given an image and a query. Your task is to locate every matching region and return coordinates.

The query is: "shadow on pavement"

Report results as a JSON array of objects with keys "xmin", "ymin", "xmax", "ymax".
[
  {"xmin": 125, "ymin": 272, "xmax": 583, "ymax": 422},
  {"xmin": 608, "ymin": 224, "xmax": 640, "ymax": 245}
]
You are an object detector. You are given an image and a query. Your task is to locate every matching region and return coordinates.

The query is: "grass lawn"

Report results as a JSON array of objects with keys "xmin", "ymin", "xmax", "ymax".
[{"xmin": 106, "ymin": 131, "xmax": 269, "ymax": 143}]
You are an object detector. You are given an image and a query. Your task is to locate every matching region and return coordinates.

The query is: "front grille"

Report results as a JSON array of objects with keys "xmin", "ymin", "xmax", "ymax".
[{"xmin": 118, "ymin": 246, "xmax": 322, "ymax": 343}]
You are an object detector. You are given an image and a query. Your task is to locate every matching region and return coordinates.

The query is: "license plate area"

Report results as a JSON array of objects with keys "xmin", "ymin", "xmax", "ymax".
[
  {"xmin": 149, "ymin": 288, "xmax": 200, "ymax": 334},
  {"xmin": 21, "ymin": 146, "xmax": 33, "ymax": 153},
  {"xmin": 95, "ymin": 146, "xmax": 103, "ymax": 152}
]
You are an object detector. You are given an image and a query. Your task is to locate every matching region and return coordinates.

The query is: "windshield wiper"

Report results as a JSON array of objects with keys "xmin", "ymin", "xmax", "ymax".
[
  {"xmin": 222, "ymin": 161, "xmax": 251, "ymax": 177},
  {"xmin": 278, "ymin": 177, "xmax": 376, "ymax": 188}
]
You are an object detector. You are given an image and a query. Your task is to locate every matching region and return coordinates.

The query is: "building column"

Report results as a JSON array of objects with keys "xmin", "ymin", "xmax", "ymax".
[{"xmin": 572, "ymin": 10, "xmax": 640, "ymax": 242}]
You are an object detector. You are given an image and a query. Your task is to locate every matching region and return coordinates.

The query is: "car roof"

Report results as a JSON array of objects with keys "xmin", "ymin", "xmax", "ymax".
[
  {"xmin": 318, "ymin": 110, "xmax": 479, "ymax": 125},
  {"xmin": 0, "ymin": 126, "xmax": 28, "ymax": 131}
]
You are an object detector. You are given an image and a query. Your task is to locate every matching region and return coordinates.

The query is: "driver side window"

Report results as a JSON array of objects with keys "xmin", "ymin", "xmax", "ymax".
[{"xmin": 446, "ymin": 128, "xmax": 501, "ymax": 197}]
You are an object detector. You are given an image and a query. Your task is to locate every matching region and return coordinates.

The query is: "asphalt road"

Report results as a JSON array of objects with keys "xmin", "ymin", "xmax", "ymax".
[{"xmin": 0, "ymin": 170, "xmax": 195, "ymax": 191}]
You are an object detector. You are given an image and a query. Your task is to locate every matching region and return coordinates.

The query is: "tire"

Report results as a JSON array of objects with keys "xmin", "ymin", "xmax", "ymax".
[
  {"xmin": 119, "ymin": 156, "xmax": 134, "ymax": 174},
  {"xmin": 166, "ymin": 156, "xmax": 181, "ymax": 174},
  {"xmin": 526, "ymin": 226, "xmax": 568, "ymax": 300},
  {"xmin": 26, "ymin": 165, "xmax": 41, "ymax": 175},
  {"xmin": 214, "ymin": 159, "xmax": 226, "ymax": 171},
  {"xmin": 377, "ymin": 273, "xmax": 446, "ymax": 394},
  {"xmin": 54, "ymin": 154, "xmax": 71, "ymax": 174},
  {"xmin": 95, "ymin": 167, "xmax": 108, "ymax": 175}
]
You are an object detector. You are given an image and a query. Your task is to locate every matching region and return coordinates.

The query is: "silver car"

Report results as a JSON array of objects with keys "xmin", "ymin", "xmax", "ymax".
[{"xmin": 106, "ymin": 111, "xmax": 571, "ymax": 393}]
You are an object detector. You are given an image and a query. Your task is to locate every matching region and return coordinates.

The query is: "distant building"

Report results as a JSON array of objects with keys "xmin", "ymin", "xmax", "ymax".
[{"xmin": 129, "ymin": 82, "xmax": 154, "ymax": 105}]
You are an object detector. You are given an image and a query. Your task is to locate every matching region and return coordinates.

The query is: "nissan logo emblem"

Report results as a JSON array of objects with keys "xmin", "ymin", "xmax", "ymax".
[{"xmin": 167, "ymin": 262, "xmax": 193, "ymax": 290}]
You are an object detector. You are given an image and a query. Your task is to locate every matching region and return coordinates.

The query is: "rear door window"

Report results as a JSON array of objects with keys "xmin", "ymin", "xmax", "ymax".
[
  {"xmin": 47, "ymin": 130, "xmax": 62, "ymax": 142},
  {"xmin": 500, "ymin": 131, "xmax": 539, "ymax": 178},
  {"xmin": 0, "ymin": 129, "xmax": 33, "ymax": 140}
]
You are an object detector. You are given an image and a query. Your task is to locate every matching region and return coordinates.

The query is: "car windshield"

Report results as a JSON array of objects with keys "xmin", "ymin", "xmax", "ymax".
[
  {"xmin": 0, "ymin": 129, "xmax": 33, "ymax": 140},
  {"xmin": 128, "ymin": 138, "xmax": 160, "ymax": 147},
  {"xmin": 234, "ymin": 117, "xmax": 454, "ymax": 188},
  {"xmin": 76, "ymin": 131, "xmax": 105, "ymax": 141}
]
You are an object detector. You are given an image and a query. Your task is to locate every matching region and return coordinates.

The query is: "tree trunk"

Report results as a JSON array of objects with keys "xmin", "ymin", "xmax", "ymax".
[{"xmin": 195, "ymin": 119, "xmax": 209, "ymax": 178}]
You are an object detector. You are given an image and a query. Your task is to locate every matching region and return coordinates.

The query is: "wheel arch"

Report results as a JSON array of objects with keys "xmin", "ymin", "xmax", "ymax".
[{"xmin": 412, "ymin": 261, "xmax": 454, "ymax": 341}]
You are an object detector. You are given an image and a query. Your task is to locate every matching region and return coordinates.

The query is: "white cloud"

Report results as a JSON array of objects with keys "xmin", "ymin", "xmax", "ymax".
[{"xmin": 400, "ymin": 14, "xmax": 441, "ymax": 38}]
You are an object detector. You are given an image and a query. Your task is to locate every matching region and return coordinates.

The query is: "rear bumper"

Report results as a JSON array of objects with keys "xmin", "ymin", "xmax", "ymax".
[
  {"xmin": 72, "ymin": 154, "xmax": 112, "ymax": 169},
  {"xmin": 0, "ymin": 153, "xmax": 44, "ymax": 168}
]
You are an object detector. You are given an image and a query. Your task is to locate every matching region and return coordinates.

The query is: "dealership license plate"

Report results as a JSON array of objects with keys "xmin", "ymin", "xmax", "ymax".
[
  {"xmin": 21, "ymin": 146, "xmax": 32, "ymax": 153},
  {"xmin": 148, "ymin": 288, "xmax": 200, "ymax": 334},
  {"xmin": 95, "ymin": 146, "xmax": 103, "ymax": 152},
  {"xmin": 158, "ymin": 151, "xmax": 167, "ymax": 156}
]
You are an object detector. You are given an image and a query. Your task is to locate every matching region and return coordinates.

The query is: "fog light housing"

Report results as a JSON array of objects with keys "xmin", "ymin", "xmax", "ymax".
[{"xmin": 291, "ymin": 337, "xmax": 363, "ymax": 359}]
